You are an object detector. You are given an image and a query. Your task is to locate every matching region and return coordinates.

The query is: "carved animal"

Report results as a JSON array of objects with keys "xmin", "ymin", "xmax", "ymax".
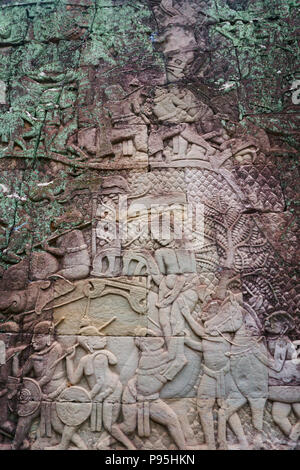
[
  {"xmin": 28, "ymin": 174, "xmax": 129, "ymax": 203},
  {"xmin": 43, "ymin": 230, "xmax": 90, "ymax": 281},
  {"xmin": 0, "ymin": 281, "xmax": 52, "ymax": 316}
]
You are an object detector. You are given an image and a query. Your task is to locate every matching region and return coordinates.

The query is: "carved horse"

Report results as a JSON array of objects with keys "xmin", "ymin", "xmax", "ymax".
[{"xmin": 204, "ymin": 298, "xmax": 300, "ymax": 446}]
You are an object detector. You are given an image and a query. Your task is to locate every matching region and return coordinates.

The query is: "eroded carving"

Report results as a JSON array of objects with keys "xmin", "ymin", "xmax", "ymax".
[{"xmin": 0, "ymin": 0, "xmax": 298, "ymax": 452}]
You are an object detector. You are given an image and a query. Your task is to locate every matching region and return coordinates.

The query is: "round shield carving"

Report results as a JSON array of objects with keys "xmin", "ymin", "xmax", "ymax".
[
  {"xmin": 56, "ymin": 386, "xmax": 92, "ymax": 426},
  {"xmin": 17, "ymin": 378, "xmax": 42, "ymax": 417}
]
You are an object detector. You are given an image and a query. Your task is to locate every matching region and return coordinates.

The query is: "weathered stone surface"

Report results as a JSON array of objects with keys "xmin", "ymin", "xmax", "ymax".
[
  {"xmin": 52, "ymin": 277, "xmax": 148, "ymax": 336},
  {"xmin": 0, "ymin": 0, "xmax": 298, "ymax": 452}
]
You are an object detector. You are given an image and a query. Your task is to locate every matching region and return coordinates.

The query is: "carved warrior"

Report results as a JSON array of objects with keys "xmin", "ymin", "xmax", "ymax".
[
  {"xmin": 0, "ymin": 322, "xmax": 26, "ymax": 447},
  {"xmin": 67, "ymin": 82, "xmax": 148, "ymax": 168},
  {"xmin": 0, "ymin": 1, "xmax": 298, "ymax": 452},
  {"xmin": 183, "ymin": 269, "xmax": 300, "ymax": 449},
  {"xmin": 42, "ymin": 230, "xmax": 90, "ymax": 281},
  {"xmin": 183, "ymin": 295, "xmax": 249, "ymax": 450},
  {"xmin": 264, "ymin": 313, "xmax": 300, "ymax": 442},
  {"xmin": 119, "ymin": 330, "xmax": 188, "ymax": 450},
  {"xmin": 47, "ymin": 336, "xmax": 135, "ymax": 451},
  {"xmin": 9, "ymin": 321, "xmax": 87, "ymax": 450},
  {"xmin": 154, "ymin": 4, "xmax": 197, "ymax": 81}
]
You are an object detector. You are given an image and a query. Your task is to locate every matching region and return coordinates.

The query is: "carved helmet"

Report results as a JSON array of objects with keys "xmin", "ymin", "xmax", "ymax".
[
  {"xmin": 33, "ymin": 321, "xmax": 55, "ymax": 335},
  {"xmin": 264, "ymin": 311, "xmax": 295, "ymax": 334}
]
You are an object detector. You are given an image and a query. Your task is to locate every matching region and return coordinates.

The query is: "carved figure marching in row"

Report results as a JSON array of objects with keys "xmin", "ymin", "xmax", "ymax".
[{"xmin": 119, "ymin": 329, "xmax": 188, "ymax": 450}]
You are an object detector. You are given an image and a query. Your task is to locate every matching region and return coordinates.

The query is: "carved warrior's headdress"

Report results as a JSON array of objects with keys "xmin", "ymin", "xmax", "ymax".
[
  {"xmin": 133, "ymin": 327, "xmax": 159, "ymax": 337},
  {"xmin": 77, "ymin": 336, "xmax": 107, "ymax": 353},
  {"xmin": 134, "ymin": 329, "xmax": 165, "ymax": 351},
  {"xmin": 265, "ymin": 311, "xmax": 295, "ymax": 333},
  {"xmin": 33, "ymin": 321, "xmax": 55, "ymax": 335}
]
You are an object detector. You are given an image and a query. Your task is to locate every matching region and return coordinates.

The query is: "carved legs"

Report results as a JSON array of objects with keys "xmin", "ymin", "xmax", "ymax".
[
  {"xmin": 149, "ymin": 399, "xmax": 186, "ymax": 450},
  {"xmin": 120, "ymin": 399, "xmax": 187, "ymax": 450},
  {"xmin": 45, "ymin": 407, "xmax": 88, "ymax": 450},
  {"xmin": 134, "ymin": 127, "xmax": 148, "ymax": 154},
  {"xmin": 119, "ymin": 402, "xmax": 138, "ymax": 435},
  {"xmin": 12, "ymin": 412, "xmax": 38, "ymax": 450},
  {"xmin": 248, "ymin": 397, "xmax": 267, "ymax": 448},
  {"xmin": 272, "ymin": 401, "xmax": 300, "ymax": 441},
  {"xmin": 228, "ymin": 413, "xmax": 249, "ymax": 449},
  {"xmin": 290, "ymin": 404, "xmax": 300, "ymax": 441},
  {"xmin": 197, "ymin": 398, "xmax": 216, "ymax": 450},
  {"xmin": 177, "ymin": 411, "xmax": 197, "ymax": 446},
  {"xmin": 45, "ymin": 425, "xmax": 87, "ymax": 450},
  {"xmin": 109, "ymin": 423, "xmax": 136, "ymax": 450},
  {"xmin": 217, "ymin": 394, "xmax": 248, "ymax": 450},
  {"xmin": 102, "ymin": 399, "xmax": 136, "ymax": 450}
]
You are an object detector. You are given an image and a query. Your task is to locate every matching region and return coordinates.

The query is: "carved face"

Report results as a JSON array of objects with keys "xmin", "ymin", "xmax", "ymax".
[
  {"xmin": 32, "ymin": 333, "xmax": 51, "ymax": 351},
  {"xmin": 155, "ymin": 88, "xmax": 166, "ymax": 98},
  {"xmin": 158, "ymin": 237, "xmax": 172, "ymax": 246},
  {"xmin": 152, "ymin": 227, "xmax": 173, "ymax": 246},
  {"xmin": 85, "ymin": 337, "xmax": 107, "ymax": 353},
  {"xmin": 264, "ymin": 318, "xmax": 284, "ymax": 335},
  {"xmin": 153, "ymin": 230, "xmax": 183, "ymax": 248},
  {"xmin": 135, "ymin": 336, "xmax": 164, "ymax": 352},
  {"xmin": 170, "ymin": 86, "xmax": 180, "ymax": 96}
]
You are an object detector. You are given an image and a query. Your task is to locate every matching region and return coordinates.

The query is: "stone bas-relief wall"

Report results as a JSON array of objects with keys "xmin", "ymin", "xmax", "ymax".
[{"xmin": 0, "ymin": 0, "xmax": 299, "ymax": 451}]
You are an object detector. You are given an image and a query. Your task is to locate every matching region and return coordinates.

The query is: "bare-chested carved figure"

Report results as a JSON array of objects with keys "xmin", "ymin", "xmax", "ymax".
[
  {"xmin": 119, "ymin": 330, "xmax": 188, "ymax": 450},
  {"xmin": 184, "ymin": 274, "xmax": 291, "ymax": 450},
  {"xmin": 0, "ymin": 322, "xmax": 26, "ymax": 448},
  {"xmin": 60, "ymin": 336, "xmax": 135, "ymax": 451},
  {"xmin": 149, "ymin": 233, "xmax": 199, "ymax": 379},
  {"xmin": 264, "ymin": 312, "xmax": 300, "ymax": 443},
  {"xmin": 42, "ymin": 230, "xmax": 90, "ymax": 281},
  {"xmin": 183, "ymin": 297, "xmax": 249, "ymax": 450},
  {"xmin": 11, "ymin": 321, "xmax": 86, "ymax": 450},
  {"xmin": 152, "ymin": 87, "xmax": 196, "ymax": 124}
]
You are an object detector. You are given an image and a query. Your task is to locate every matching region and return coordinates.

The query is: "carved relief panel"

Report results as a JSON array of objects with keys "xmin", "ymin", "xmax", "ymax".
[{"xmin": 0, "ymin": 0, "xmax": 298, "ymax": 452}]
